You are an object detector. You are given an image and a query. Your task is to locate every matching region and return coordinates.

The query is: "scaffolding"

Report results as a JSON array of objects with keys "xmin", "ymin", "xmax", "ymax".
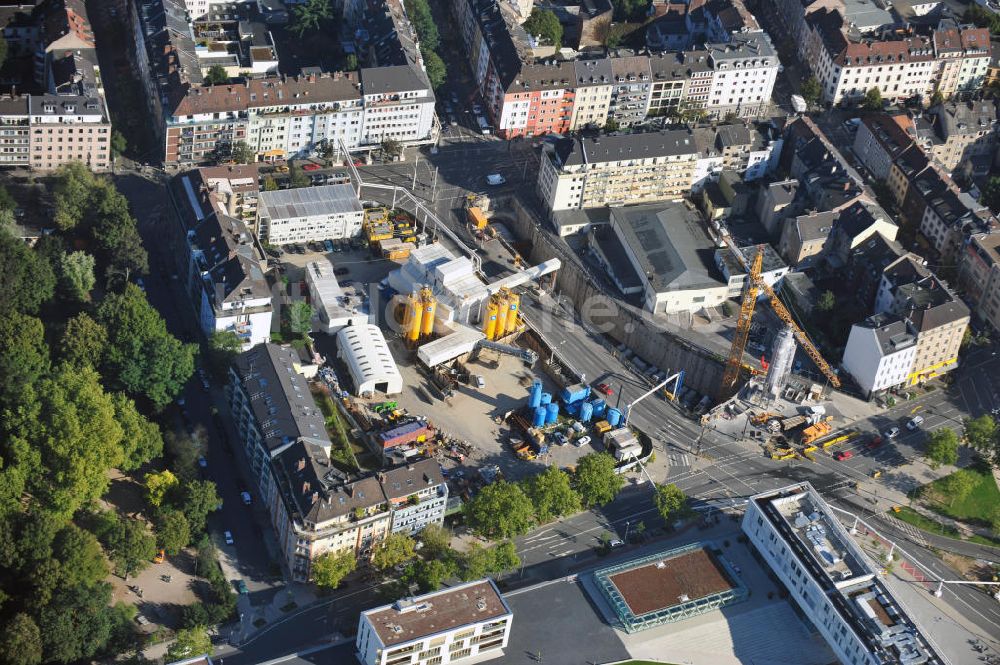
[{"xmin": 591, "ymin": 542, "xmax": 748, "ymax": 633}]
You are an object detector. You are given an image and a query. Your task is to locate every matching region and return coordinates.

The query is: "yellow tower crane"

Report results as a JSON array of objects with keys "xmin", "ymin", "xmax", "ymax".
[{"xmin": 719, "ymin": 238, "xmax": 841, "ymax": 399}]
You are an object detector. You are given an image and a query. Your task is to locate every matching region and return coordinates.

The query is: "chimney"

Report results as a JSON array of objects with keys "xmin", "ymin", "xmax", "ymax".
[
  {"xmin": 302, "ymin": 481, "xmax": 311, "ymax": 494},
  {"xmin": 311, "ymin": 491, "xmax": 319, "ymax": 504},
  {"xmin": 297, "ymin": 457, "xmax": 306, "ymax": 471}
]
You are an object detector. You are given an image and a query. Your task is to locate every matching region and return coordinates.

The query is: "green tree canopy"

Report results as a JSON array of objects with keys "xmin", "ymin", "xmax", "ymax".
[
  {"xmin": 291, "ymin": 0, "xmax": 332, "ymax": 37},
  {"xmin": 381, "ymin": 138, "xmax": 403, "ymax": 159},
  {"xmin": 964, "ymin": 414, "xmax": 997, "ymax": 453},
  {"xmin": 816, "ymin": 289, "xmax": 836, "ymax": 312},
  {"xmin": 52, "ymin": 162, "xmax": 96, "ymax": 231},
  {"xmin": 863, "ymin": 87, "xmax": 883, "ymax": 111},
  {"xmin": 939, "ymin": 469, "xmax": 978, "ymax": 507},
  {"xmin": 653, "ymin": 483, "xmax": 688, "ymax": 523},
  {"xmin": 204, "ymin": 65, "xmax": 229, "ymax": 85},
  {"xmin": 800, "ymin": 76, "xmax": 821, "ymax": 107},
  {"xmin": 263, "ymin": 176, "xmax": 279, "ymax": 191},
  {"xmin": 573, "ymin": 452, "xmax": 623, "ymax": 507},
  {"xmin": 925, "ymin": 428, "xmax": 960, "ymax": 469},
  {"xmin": 112, "ymin": 392, "xmax": 164, "ymax": 471},
  {"xmin": 464, "ymin": 480, "xmax": 535, "ymax": 540},
  {"xmin": 179, "ymin": 479, "xmax": 220, "ymax": 534},
  {"xmin": 98, "ymin": 284, "xmax": 197, "ymax": 409},
  {"xmin": 524, "ymin": 465, "xmax": 581, "ymax": 522},
  {"xmin": 312, "ymin": 549, "xmax": 356, "ymax": 588},
  {"xmin": 0, "ymin": 312, "xmax": 50, "ymax": 409},
  {"xmin": 0, "ymin": 230, "xmax": 56, "ymax": 315},
  {"xmin": 0, "ymin": 613, "xmax": 43, "ymax": 665},
  {"xmin": 289, "ymin": 163, "xmax": 309, "ymax": 188},
  {"xmin": 110, "ymin": 130, "xmax": 127, "ymax": 158},
  {"xmin": 345, "ymin": 53, "xmax": 359, "ymax": 71},
  {"xmin": 460, "ymin": 540, "xmax": 520, "ymax": 581},
  {"xmin": 404, "ymin": 0, "xmax": 438, "ymax": 50},
  {"xmin": 418, "ymin": 523, "xmax": 451, "ymax": 558},
  {"xmin": 37, "ymin": 582, "xmax": 118, "ymax": 664},
  {"xmin": 145, "ymin": 470, "xmax": 179, "ymax": 507},
  {"xmin": 98, "ymin": 514, "xmax": 157, "ymax": 579},
  {"xmin": 59, "ymin": 250, "xmax": 96, "ymax": 301},
  {"xmin": 51, "ymin": 523, "xmax": 109, "ymax": 590},
  {"xmin": 60, "ymin": 312, "xmax": 108, "ymax": 369},
  {"xmin": 405, "ymin": 557, "xmax": 457, "ymax": 593},
  {"xmin": 371, "ymin": 533, "xmax": 416, "ymax": 571},
  {"xmin": 523, "ymin": 8, "xmax": 563, "ymax": 49},
  {"xmin": 422, "ymin": 49, "xmax": 447, "ymax": 90},
  {"xmin": 287, "ymin": 301, "xmax": 314, "ymax": 335},
  {"xmin": 156, "ymin": 509, "xmax": 191, "ymax": 555},
  {"xmin": 230, "ymin": 140, "xmax": 255, "ymax": 164},
  {"xmin": 165, "ymin": 626, "xmax": 212, "ymax": 662}
]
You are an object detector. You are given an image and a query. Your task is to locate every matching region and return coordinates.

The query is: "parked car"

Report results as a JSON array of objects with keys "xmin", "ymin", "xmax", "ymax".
[
  {"xmin": 596, "ymin": 383, "xmax": 613, "ymax": 396},
  {"xmin": 474, "ymin": 375, "xmax": 485, "ymax": 389},
  {"xmin": 302, "ymin": 163, "xmax": 321, "ymax": 171},
  {"xmin": 866, "ymin": 435, "xmax": 884, "ymax": 450},
  {"xmin": 906, "ymin": 415, "xmax": 924, "ymax": 431},
  {"xmin": 241, "ymin": 491, "xmax": 252, "ymax": 506},
  {"xmin": 235, "ymin": 579, "xmax": 249, "ymax": 594},
  {"xmin": 834, "ymin": 451, "xmax": 853, "ymax": 461},
  {"xmin": 198, "ymin": 456, "xmax": 207, "ymax": 469},
  {"xmin": 224, "ymin": 530, "xmax": 234, "ymax": 545},
  {"xmin": 883, "ymin": 427, "xmax": 900, "ymax": 439},
  {"xmin": 609, "ymin": 539, "xmax": 624, "ymax": 548},
  {"xmin": 576, "ymin": 435, "xmax": 591, "ymax": 447},
  {"xmin": 485, "ymin": 173, "xmax": 505, "ymax": 186}
]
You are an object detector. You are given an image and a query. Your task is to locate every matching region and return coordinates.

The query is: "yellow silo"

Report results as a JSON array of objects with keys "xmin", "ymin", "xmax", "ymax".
[
  {"xmin": 494, "ymin": 289, "xmax": 510, "ymax": 339},
  {"xmin": 402, "ymin": 291, "xmax": 423, "ymax": 344},
  {"xmin": 419, "ymin": 287, "xmax": 436, "ymax": 338},
  {"xmin": 482, "ymin": 297, "xmax": 499, "ymax": 340},
  {"xmin": 504, "ymin": 292, "xmax": 520, "ymax": 335}
]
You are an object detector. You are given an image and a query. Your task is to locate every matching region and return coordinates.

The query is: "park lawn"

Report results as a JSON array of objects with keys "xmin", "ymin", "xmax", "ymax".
[
  {"xmin": 891, "ymin": 506, "xmax": 1000, "ymax": 548},
  {"xmin": 922, "ymin": 466, "xmax": 1000, "ymax": 524}
]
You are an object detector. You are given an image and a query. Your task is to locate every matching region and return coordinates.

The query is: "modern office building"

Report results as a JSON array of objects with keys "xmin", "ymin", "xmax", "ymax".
[
  {"xmin": 743, "ymin": 483, "xmax": 946, "ymax": 665},
  {"xmin": 257, "ymin": 184, "xmax": 365, "ymax": 245},
  {"xmin": 356, "ymin": 579, "xmax": 513, "ymax": 665}
]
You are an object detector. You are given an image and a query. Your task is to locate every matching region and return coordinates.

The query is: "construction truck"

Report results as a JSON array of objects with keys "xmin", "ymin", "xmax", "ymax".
[
  {"xmin": 750, "ymin": 411, "xmax": 778, "ymax": 427},
  {"xmin": 800, "ymin": 418, "xmax": 833, "ymax": 445},
  {"xmin": 777, "ymin": 406, "xmax": 827, "ymax": 432},
  {"xmin": 467, "ymin": 206, "xmax": 488, "ymax": 230}
]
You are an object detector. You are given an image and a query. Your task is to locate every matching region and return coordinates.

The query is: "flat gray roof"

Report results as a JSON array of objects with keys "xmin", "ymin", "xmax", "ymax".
[
  {"xmin": 610, "ymin": 202, "xmax": 725, "ymax": 293},
  {"xmin": 258, "ymin": 184, "xmax": 363, "ymax": 220}
]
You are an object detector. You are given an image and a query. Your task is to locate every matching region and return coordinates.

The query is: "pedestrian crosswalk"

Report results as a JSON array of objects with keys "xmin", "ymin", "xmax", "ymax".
[
  {"xmin": 875, "ymin": 512, "xmax": 928, "ymax": 547},
  {"xmin": 668, "ymin": 452, "xmax": 690, "ymax": 468}
]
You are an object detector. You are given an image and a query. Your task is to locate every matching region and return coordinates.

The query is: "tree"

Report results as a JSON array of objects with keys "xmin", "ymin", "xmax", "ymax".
[
  {"xmin": 207, "ymin": 329, "xmax": 243, "ymax": 379},
  {"xmin": 653, "ymin": 483, "xmax": 688, "ymax": 523},
  {"xmin": 939, "ymin": 469, "xmax": 978, "ymax": 507},
  {"xmin": 800, "ymin": 76, "xmax": 821, "ymax": 107},
  {"xmin": 464, "ymin": 481, "xmax": 535, "ymax": 540},
  {"xmin": 0, "ymin": 614, "xmax": 43, "ymax": 665},
  {"xmin": 925, "ymin": 428, "xmax": 959, "ymax": 469},
  {"xmin": 490, "ymin": 540, "xmax": 520, "ymax": 578},
  {"xmin": 381, "ymin": 138, "xmax": 402, "ymax": 160},
  {"xmin": 37, "ymin": 583, "xmax": 118, "ymax": 663},
  {"xmin": 573, "ymin": 453, "xmax": 623, "ymax": 507},
  {"xmin": 98, "ymin": 284, "xmax": 197, "ymax": 409},
  {"xmin": 422, "ymin": 49, "xmax": 447, "ymax": 90},
  {"xmin": 230, "ymin": 140, "xmax": 255, "ymax": 164},
  {"xmin": 146, "ymin": 470, "xmax": 179, "ymax": 507},
  {"xmin": 345, "ymin": 53, "xmax": 358, "ymax": 71},
  {"xmin": 404, "ymin": 0, "xmax": 438, "ymax": 50},
  {"xmin": 0, "ymin": 230, "xmax": 56, "ymax": 315},
  {"xmin": 289, "ymin": 163, "xmax": 309, "ymax": 188},
  {"xmin": 103, "ymin": 225, "xmax": 148, "ymax": 288},
  {"xmin": 60, "ymin": 313, "xmax": 107, "ymax": 368},
  {"xmin": 204, "ymin": 65, "xmax": 229, "ymax": 86},
  {"xmin": 165, "ymin": 626, "xmax": 212, "ymax": 662},
  {"xmin": 405, "ymin": 557, "xmax": 457, "ymax": 593},
  {"xmin": 11, "ymin": 366, "xmax": 125, "ymax": 518},
  {"xmin": 523, "ymin": 8, "xmax": 563, "ymax": 48},
  {"xmin": 418, "ymin": 523, "xmax": 451, "ymax": 557},
  {"xmin": 291, "ymin": 0, "xmax": 332, "ymax": 37},
  {"xmin": 263, "ymin": 176, "xmax": 279, "ymax": 191},
  {"xmin": 287, "ymin": 300, "xmax": 314, "ymax": 335},
  {"xmin": 101, "ymin": 515, "xmax": 157, "ymax": 579},
  {"xmin": 525, "ymin": 466, "xmax": 581, "ymax": 522},
  {"xmin": 157, "ymin": 509, "xmax": 191, "ymax": 555},
  {"xmin": 51, "ymin": 524, "xmax": 109, "ymax": 590},
  {"xmin": 816, "ymin": 289, "xmax": 836, "ymax": 312},
  {"xmin": 603, "ymin": 118, "xmax": 620, "ymax": 132},
  {"xmin": 113, "ymin": 392, "xmax": 164, "ymax": 471},
  {"xmin": 463, "ymin": 540, "xmax": 520, "ymax": 580},
  {"xmin": 0, "ymin": 313, "xmax": 49, "ymax": 409},
  {"xmin": 180, "ymin": 479, "xmax": 221, "ymax": 534},
  {"xmin": 312, "ymin": 549, "xmax": 356, "ymax": 588},
  {"xmin": 964, "ymin": 414, "xmax": 997, "ymax": 453},
  {"xmin": 930, "ymin": 89, "xmax": 945, "ymax": 107},
  {"xmin": 110, "ymin": 130, "xmax": 127, "ymax": 158},
  {"xmin": 59, "ymin": 250, "xmax": 96, "ymax": 301},
  {"xmin": 371, "ymin": 533, "xmax": 416, "ymax": 571},
  {"xmin": 863, "ymin": 87, "xmax": 883, "ymax": 111},
  {"xmin": 52, "ymin": 162, "xmax": 95, "ymax": 231}
]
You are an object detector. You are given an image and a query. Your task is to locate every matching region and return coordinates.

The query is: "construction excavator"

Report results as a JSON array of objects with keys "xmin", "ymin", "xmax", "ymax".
[{"xmin": 719, "ymin": 236, "xmax": 841, "ymax": 399}]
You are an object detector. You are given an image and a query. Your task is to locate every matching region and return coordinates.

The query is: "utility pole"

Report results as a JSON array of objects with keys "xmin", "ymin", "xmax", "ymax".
[
  {"xmin": 432, "ymin": 166, "xmax": 439, "ymax": 201},
  {"xmin": 412, "ymin": 153, "xmax": 419, "ymax": 190}
]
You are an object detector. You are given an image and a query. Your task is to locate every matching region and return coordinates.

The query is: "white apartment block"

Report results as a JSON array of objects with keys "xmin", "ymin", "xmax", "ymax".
[
  {"xmin": 257, "ymin": 184, "xmax": 365, "ymax": 245},
  {"xmin": 360, "ymin": 66, "xmax": 437, "ymax": 146},
  {"xmin": 743, "ymin": 484, "xmax": 945, "ymax": 665},
  {"xmin": 356, "ymin": 579, "xmax": 513, "ymax": 665},
  {"xmin": 180, "ymin": 0, "xmax": 254, "ymax": 19},
  {"xmin": 841, "ymin": 314, "xmax": 917, "ymax": 398},
  {"xmin": 705, "ymin": 33, "xmax": 780, "ymax": 119}
]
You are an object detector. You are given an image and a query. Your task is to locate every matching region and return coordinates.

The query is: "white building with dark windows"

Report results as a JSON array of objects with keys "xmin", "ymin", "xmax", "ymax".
[
  {"xmin": 841, "ymin": 313, "xmax": 917, "ymax": 398},
  {"xmin": 256, "ymin": 184, "xmax": 365, "ymax": 245},
  {"xmin": 744, "ymin": 483, "xmax": 946, "ymax": 665},
  {"xmin": 705, "ymin": 33, "xmax": 780, "ymax": 120},
  {"xmin": 356, "ymin": 579, "xmax": 513, "ymax": 665},
  {"xmin": 360, "ymin": 65, "xmax": 436, "ymax": 146}
]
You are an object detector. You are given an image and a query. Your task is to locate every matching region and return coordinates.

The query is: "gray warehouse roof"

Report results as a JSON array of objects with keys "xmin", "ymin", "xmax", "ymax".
[
  {"xmin": 610, "ymin": 202, "xmax": 725, "ymax": 293},
  {"xmin": 258, "ymin": 184, "xmax": 363, "ymax": 220}
]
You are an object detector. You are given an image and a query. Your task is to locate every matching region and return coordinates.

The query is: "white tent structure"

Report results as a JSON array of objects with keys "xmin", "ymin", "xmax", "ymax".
[{"xmin": 336, "ymin": 323, "xmax": 403, "ymax": 396}]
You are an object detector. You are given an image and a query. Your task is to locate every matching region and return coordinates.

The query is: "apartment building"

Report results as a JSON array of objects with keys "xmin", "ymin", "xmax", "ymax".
[
  {"xmin": 917, "ymin": 100, "xmax": 998, "ymax": 176},
  {"xmin": 705, "ymin": 33, "xmax": 780, "ymax": 119},
  {"xmin": 609, "ymin": 56, "xmax": 653, "ymax": 127},
  {"xmin": 538, "ymin": 126, "xmax": 777, "ymax": 213},
  {"xmin": 744, "ymin": 483, "xmax": 945, "ymax": 665},
  {"xmin": 359, "ymin": 65, "xmax": 437, "ymax": 146},
  {"xmin": 499, "ymin": 61, "xmax": 576, "ymax": 138},
  {"xmin": 958, "ymin": 232, "xmax": 1000, "ymax": 335},
  {"xmin": 885, "ymin": 275, "xmax": 969, "ymax": 384},
  {"xmin": 842, "ymin": 313, "xmax": 918, "ymax": 398},
  {"xmin": 569, "ymin": 59, "xmax": 613, "ymax": 130},
  {"xmin": 257, "ymin": 184, "xmax": 365, "ymax": 245},
  {"xmin": 357, "ymin": 580, "xmax": 512, "ymax": 665},
  {"xmin": 171, "ymin": 166, "xmax": 272, "ymax": 348},
  {"xmin": 646, "ymin": 50, "xmax": 711, "ymax": 118},
  {"xmin": 852, "ymin": 113, "xmax": 916, "ymax": 181},
  {"xmin": 229, "ymin": 344, "xmax": 447, "ymax": 581},
  {"xmin": 919, "ymin": 187, "xmax": 991, "ymax": 261},
  {"xmin": 779, "ymin": 210, "xmax": 837, "ymax": 267}
]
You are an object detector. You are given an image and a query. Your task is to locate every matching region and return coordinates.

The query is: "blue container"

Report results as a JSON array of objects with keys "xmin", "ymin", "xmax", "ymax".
[
  {"xmin": 566, "ymin": 401, "xmax": 581, "ymax": 417},
  {"xmin": 532, "ymin": 407, "xmax": 547, "ymax": 428},
  {"xmin": 560, "ymin": 383, "xmax": 590, "ymax": 405},
  {"xmin": 579, "ymin": 401, "xmax": 594, "ymax": 423},
  {"xmin": 540, "ymin": 392, "xmax": 552, "ymax": 406},
  {"xmin": 606, "ymin": 407, "xmax": 622, "ymax": 427},
  {"xmin": 528, "ymin": 381, "xmax": 543, "ymax": 409},
  {"xmin": 545, "ymin": 402, "xmax": 559, "ymax": 425},
  {"xmin": 591, "ymin": 399, "xmax": 606, "ymax": 418}
]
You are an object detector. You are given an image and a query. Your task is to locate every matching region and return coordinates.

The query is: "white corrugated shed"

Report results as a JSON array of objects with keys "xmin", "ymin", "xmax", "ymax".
[
  {"xmin": 336, "ymin": 323, "xmax": 403, "ymax": 396},
  {"xmin": 305, "ymin": 259, "xmax": 370, "ymax": 334},
  {"xmin": 417, "ymin": 325, "xmax": 485, "ymax": 367}
]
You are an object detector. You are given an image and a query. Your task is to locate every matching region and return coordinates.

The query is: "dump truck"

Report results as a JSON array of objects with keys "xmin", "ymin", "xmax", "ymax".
[
  {"xmin": 801, "ymin": 419, "xmax": 833, "ymax": 445},
  {"xmin": 778, "ymin": 406, "xmax": 827, "ymax": 432},
  {"xmin": 467, "ymin": 206, "xmax": 488, "ymax": 230}
]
